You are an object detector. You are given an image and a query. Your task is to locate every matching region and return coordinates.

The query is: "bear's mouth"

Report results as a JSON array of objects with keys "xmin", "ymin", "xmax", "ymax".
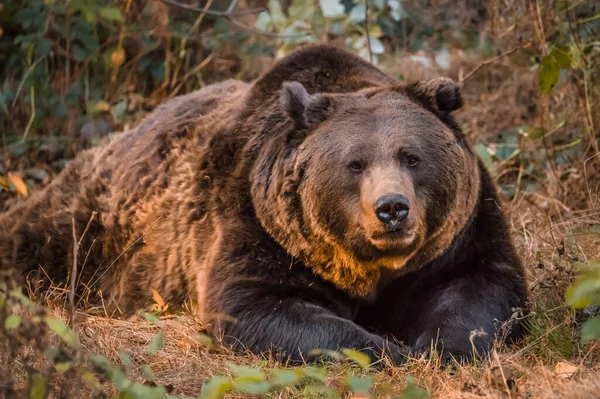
[{"xmin": 371, "ymin": 226, "xmax": 415, "ymax": 247}]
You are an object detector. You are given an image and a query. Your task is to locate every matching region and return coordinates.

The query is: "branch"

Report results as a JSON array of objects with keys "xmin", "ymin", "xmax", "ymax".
[
  {"xmin": 460, "ymin": 44, "xmax": 529, "ymax": 83},
  {"xmin": 364, "ymin": 0, "xmax": 373, "ymax": 63},
  {"xmin": 161, "ymin": 0, "xmax": 264, "ymax": 17},
  {"xmin": 69, "ymin": 211, "xmax": 97, "ymax": 322},
  {"xmin": 162, "ymin": 0, "xmax": 309, "ymax": 39}
]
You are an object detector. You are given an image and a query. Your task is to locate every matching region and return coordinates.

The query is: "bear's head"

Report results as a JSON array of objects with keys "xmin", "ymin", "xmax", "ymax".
[{"xmin": 249, "ymin": 48, "xmax": 481, "ymax": 299}]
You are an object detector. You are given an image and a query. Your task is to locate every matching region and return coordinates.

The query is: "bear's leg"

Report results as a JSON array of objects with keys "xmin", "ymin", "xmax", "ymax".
[
  {"xmin": 210, "ymin": 283, "xmax": 408, "ymax": 366},
  {"xmin": 357, "ymin": 266, "xmax": 526, "ymax": 363},
  {"xmin": 405, "ymin": 271, "xmax": 525, "ymax": 362}
]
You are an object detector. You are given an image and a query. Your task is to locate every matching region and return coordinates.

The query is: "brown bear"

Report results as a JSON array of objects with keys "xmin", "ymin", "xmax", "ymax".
[{"xmin": 0, "ymin": 45, "xmax": 528, "ymax": 365}]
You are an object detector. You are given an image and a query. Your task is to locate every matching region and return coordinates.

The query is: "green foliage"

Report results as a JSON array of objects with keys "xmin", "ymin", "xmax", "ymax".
[
  {"xmin": 146, "ymin": 331, "xmax": 164, "ymax": 355},
  {"xmin": 0, "ymin": 276, "xmax": 429, "ymax": 398},
  {"xmin": 254, "ymin": 0, "xmax": 404, "ymax": 63},
  {"xmin": 566, "ymin": 260, "xmax": 600, "ymax": 343}
]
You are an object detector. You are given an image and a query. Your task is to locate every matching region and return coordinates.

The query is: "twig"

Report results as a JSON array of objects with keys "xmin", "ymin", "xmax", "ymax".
[
  {"xmin": 161, "ymin": 0, "xmax": 263, "ymax": 18},
  {"xmin": 460, "ymin": 45, "xmax": 528, "ymax": 82},
  {"xmin": 22, "ymin": 87, "xmax": 35, "ymax": 142},
  {"xmin": 65, "ymin": 12, "xmax": 71, "ymax": 97},
  {"xmin": 12, "ymin": 56, "xmax": 46, "ymax": 107},
  {"xmin": 364, "ymin": 0, "xmax": 372, "ymax": 63},
  {"xmin": 69, "ymin": 212, "xmax": 97, "ymax": 321},
  {"xmin": 187, "ymin": 0, "xmax": 214, "ymax": 36},
  {"xmin": 162, "ymin": 0, "xmax": 308, "ymax": 39},
  {"xmin": 584, "ymin": 153, "xmax": 600, "ymax": 216},
  {"xmin": 492, "ymin": 350, "xmax": 513, "ymax": 399},
  {"xmin": 70, "ymin": 219, "xmax": 78, "ymax": 321},
  {"xmin": 169, "ymin": 54, "xmax": 214, "ymax": 98},
  {"xmin": 88, "ymin": 213, "xmax": 166, "ymax": 290}
]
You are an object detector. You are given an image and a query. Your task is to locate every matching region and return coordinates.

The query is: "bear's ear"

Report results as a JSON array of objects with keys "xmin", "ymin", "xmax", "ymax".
[
  {"xmin": 280, "ymin": 82, "xmax": 333, "ymax": 128},
  {"xmin": 403, "ymin": 77, "xmax": 463, "ymax": 114}
]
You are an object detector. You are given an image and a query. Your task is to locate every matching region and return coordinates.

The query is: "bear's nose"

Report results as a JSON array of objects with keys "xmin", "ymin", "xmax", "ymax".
[{"xmin": 374, "ymin": 194, "xmax": 410, "ymax": 225}]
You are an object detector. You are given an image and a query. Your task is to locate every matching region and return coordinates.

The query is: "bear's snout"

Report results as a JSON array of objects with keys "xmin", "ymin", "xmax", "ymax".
[{"xmin": 374, "ymin": 194, "xmax": 410, "ymax": 225}]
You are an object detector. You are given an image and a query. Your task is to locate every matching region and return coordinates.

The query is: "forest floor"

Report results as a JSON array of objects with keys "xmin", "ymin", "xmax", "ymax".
[{"xmin": 2, "ymin": 45, "xmax": 600, "ymax": 398}]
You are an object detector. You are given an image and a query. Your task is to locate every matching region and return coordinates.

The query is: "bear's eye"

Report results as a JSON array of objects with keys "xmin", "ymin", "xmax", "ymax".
[
  {"xmin": 348, "ymin": 161, "xmax": 364, "ymax": 173},
  {"xmin": 406, "ymin": 156, "xmax": 420, "ymax": 167}
]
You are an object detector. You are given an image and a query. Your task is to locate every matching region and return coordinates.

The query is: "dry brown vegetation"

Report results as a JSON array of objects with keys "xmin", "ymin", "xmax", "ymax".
[{"xmin": 1, "ymin": 0, "xmax": 600, "ymax": 398}]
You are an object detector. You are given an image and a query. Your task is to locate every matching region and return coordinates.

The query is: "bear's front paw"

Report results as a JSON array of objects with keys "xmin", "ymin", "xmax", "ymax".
[
  {"xmin": 410, "ymin": 343, "xmax": 479, "ymax": 366},
  {"xmin": 363, "ymin": 339, "xmax": 409, "ymax": 368}
]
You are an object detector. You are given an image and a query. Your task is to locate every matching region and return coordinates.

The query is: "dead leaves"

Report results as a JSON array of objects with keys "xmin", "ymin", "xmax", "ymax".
[
  {"xmin": 486, "ymin": 365, "xmax": 518, "ymax": 397},
  {"xmin": 1, "ymin": 173, "xmax": 29, "ymax": 197},
  {"xmin": 554, "ymin": 361, "xmax": 580, "ymax": 379},
  {"xmin": 147, "ymin": 289, "xmax": 169, "ymax": 315}
]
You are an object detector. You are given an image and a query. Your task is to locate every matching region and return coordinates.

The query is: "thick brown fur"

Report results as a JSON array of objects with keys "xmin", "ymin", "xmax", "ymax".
[{"xmin": 0, "ymin": 45, "xmax": 528, "ymax": 365}]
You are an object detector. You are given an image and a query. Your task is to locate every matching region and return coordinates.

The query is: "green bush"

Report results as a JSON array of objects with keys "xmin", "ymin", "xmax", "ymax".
[
  {"xmin": 0, "ymin": 272, "xmax": 428, "ymax": 398},
  {"xmin": 566, "ymin": 259, "xmax": 600, "ymax": 343}
]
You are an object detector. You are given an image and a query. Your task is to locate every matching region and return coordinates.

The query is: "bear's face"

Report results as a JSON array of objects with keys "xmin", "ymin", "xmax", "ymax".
[
  {"xmin": 294, "ymin": 88, "xmax": 473, "ymax": 261},
  {"xmin": 252, "ymin": 79, "xmax": 480, "ymax": 297}
]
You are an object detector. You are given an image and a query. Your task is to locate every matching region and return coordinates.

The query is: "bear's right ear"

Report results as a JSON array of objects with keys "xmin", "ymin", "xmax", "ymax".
[
  {"xmin": 403, "ymin": 77, "xmax": 464, "ymax": 114},
  {"xmin": 280, "ymin": 82, "xmax": 333, "ymax": 128}
]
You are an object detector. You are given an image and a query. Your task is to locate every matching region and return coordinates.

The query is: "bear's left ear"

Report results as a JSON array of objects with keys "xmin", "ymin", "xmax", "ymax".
[
  {"xmin": 280, "ymin": 81, "xmax": 333, "ymax": 128},
  {"xmin": 403, "ymin": 77, "xmax": 463, "ymax": 114}
]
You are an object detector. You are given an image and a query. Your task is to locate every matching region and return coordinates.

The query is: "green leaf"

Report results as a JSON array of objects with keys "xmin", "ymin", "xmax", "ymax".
[
  {"xmin": 111, "ymin": 368, "xmax": 131, "ymax": 391},
  {"xmin": 141, "ymin": 364, "xmax": 155, "ymax": 381},
  {"xmin": 345, "ymin": 375, "xmax": 373, "ymax": 394},
  {"xmin": 146, "ymin": 332, "xmax": 164, "ymax": 355},
  {"xmin": 369, "ymin": 38, "xmax": 385, "ymax": 55},
  {"xmin": 8, "ymin": 141, "xmax": 30, "ymax": 156},
  {"xmin": 475, "ymin": 143, "xmax": 496, "ymax": 176},
  {"xmin": 213, "ymin": 18, "xmax": 230, "ymax": 35},
  {"xmin": 90, "ymin": 354, "xmax": 113, "ymax": 372},
  {"xmin": 98, "ymin": 7, "xmax": 123, "ymax": 21},
  {"xmin": 341, "ymin": 349, "xmax": 372, "ymax": 368},
  {"xmin": 55, "ymin": 361, "xmax": 73, "ymax": 373},
  {"xmin": 373, "ymin": 0, "xmax": 386, "ymax": 9},
  {"xmin": 198, "ymin": 376, "xmax": 233, "ymax": 399},
  {"xmin": 289, "ymin": 0, "xmax": 316, "ymax": 20},
  {"xmin": 582, "ymin": 316, "xmax": 600, "ymax": 343},
  {"xmin": 72, "ymin": 44, "xmax": 88, "ymax": 61},
  {"xmin": 495, "ymin": 144, "xmax": 517, "ymax": 161},
  {"xmin": 35, "ymin": 38, "xmax": 53, "ymax": 57},
  {"xmin": 402, "ymin": 376, "xmax": 429, "ymax": 399},
  {"xmin": 11, "ymin": 289, "xmax": 33, "ymax": 307},
  {"xmin": 233, "ymin": 380, "xmax": 272, "ymax": 394},
  {"xmin": 77, "ymin": 368, "xmax": 101, "ymax": 390},
  {"xmin": 28, "ymin": 373, "xmax": 47, "ymax": 399},
  {"xmin": 5, "ymin": 315, "xmax": 21, "ymax": 329},
  {"xmin": 194, "ymin": 334, "xmax": 213, "ymax": 348},
  {"xmin": 140, "ymin": 311, "xmax": 160, "ymax": 324},
  {"xmin": 551, "ymin": 48, "xmax": 572, "ymax": 68},
  {"xmin": 254, "ymin": 12, "xmax": 273, "ymax": 33},
  {"xmin": 566, "ymin": 277, "xmax": 600, "ymax": 308},
  {"xmin": 271, "ymin": 369, "xmax": 300, "ymax": 386},
  {"xmin": 319, "ymin": 0, "xmax": 345, "ymax": 19},
  {"xmin": 538, "ymin": 61, "xmax": 559, "ymax": 94},
  {"xmin": 349, "ymin": 4, "xmax": 366, "ymax": 23},
  {"xmin": 228, "ymin": 363, "xmax": 265, "ymax": 380},
  {"xmin": 120, "ymin": 351, "xmax": 132, "ymax": 368},
  {"xmin": 300, "ymin": 367, "xmax": 327, "ymax": 382},
  {"xmin": 45, "ymin": 317, "xmax": 79, "ymax": 348},
  {"xmin": 527, "ymin": 127, "xmax": 545, "ymax": 139},
  {"xmin": 304, "ymin": 384, "xmax": 339, "ymax": 397},
  {"xmin": 388, "ymin": 0, "xmax": 406, "ymax": 21},
  {"xmin": 127, "ymin": 382, "xmax": 166, "ymax": 399},
  {"xmin": 267, "ymin": 0, "xmax": 287, "ymax": 27}
]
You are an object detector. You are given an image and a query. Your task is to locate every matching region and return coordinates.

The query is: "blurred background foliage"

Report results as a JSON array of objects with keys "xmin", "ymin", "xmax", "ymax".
[{"xmin": 0, "ymin": 0, "xmax": 598, "ymax": 208}]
